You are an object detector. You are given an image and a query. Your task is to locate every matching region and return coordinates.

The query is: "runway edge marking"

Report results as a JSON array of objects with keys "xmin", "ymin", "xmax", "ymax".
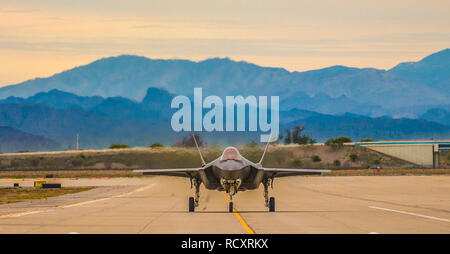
[
  {"xmin": 0, "ymin": 210, "xmax": 42, "ymax": 219},
  {"xmin": 369, "ymin": 206, "xmax": 450, "ymax": 223},
  {"xmin": 58, "ymin": 197, "xmax": 112, "ymax": 208},
  {"xmin": 0, "ymin": 183, "xmax": 155, "ymax": 219},
  {"xmin": 59, "ymin": 183, "xmax": 155, "ymax": 208}
]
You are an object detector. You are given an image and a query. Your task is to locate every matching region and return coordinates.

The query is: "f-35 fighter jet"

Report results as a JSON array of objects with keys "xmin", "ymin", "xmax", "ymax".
[{"xmin": 134, "ymin": 135, "xmax": 330, "ymax": 212}]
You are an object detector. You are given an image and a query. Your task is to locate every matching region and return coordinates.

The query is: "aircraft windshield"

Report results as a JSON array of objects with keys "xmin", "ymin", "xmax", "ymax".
[{"xmin": 221, "ymin": 147, "xmax": 241, "ymax": 161}]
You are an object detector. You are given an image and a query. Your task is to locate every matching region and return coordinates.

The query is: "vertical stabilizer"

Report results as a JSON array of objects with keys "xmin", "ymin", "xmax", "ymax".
[
  {"xmin": 259, "ymin": 133, "xmax": 273, "ymax": 165},
  {"xmin": 192, "ymin": 134, "xmax": 206, "ymax": 166}
]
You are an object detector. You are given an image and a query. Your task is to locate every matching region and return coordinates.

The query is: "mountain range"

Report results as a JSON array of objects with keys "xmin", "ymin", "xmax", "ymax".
[
  {"xmin": 0, "ymin": 49, "xmax": 448, "ymax": 151},
  {"xmin": 0, "ymin": 88, "xmax": 448, "ymax": 151},
  {"xmin": 1, "ymin": 49, "xmax": 449, "ymax": 117},
  {"xmin": 0, "ymin": 126, "xmax": 61, "ymax": 153}
]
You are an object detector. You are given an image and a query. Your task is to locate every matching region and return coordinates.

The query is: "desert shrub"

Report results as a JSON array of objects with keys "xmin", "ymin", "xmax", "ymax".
[
  {"xmin": 325, "ymin": 136, "xmax": 352, "ymax": 148},
  {"xmin": 123, "ymin": 160, "xmax": 134, "ymax": 167},
  {"xmin": 291, "ymin": 159, "xmax": 303, "ymax": 167},
  {"xmin": 10, "ymin": 159, "xmax": 20, "ymax": 168},
  {"xmin": 71, "ymin": 157, "xmax": 84, "ymax": 167},
  {"xmin": 245, "ymin": 140, "xmax": 259, "ymax": 148},
  {"xmin": 342, "ymin": 161, "xmax": 351, "ymax": 168},
  {"xmin": 284, "ymin": 125, "xmax": 315, "ymax": 145},
  {"xmin": 204, "ymin": 146, "xmax": 223, "ymax": 162},
  {"xmin": 272, "ymin": 149, "xmax": 291, "ymax": 166},
  {"xmin": 150, "ymin": 142, "xmax": 164, "ymax": 148},
  {"xmin": 252, "ymin": 148, "xmax": 292, "ymax": 167},
  {"xmin": 104, "ymin": 161, "xmax": 112, "ymax": 169},
  {"xmin": 109, "ymin": 143, "xmax": 130, "ymax": 149},
  {"xmin": 311, "ymin": 155, "xmax": 321, "ymax": 162},
  {"xmin": 349, "ymin": 154, "xmax": 358, "ymax": 162},
  {"xmin": 239, "ymin": 145, "xmax": 263, "ymax": 162},
  {"xmin": 373, "ymin": 158, "xmax": 381, "ymax": 165},
  {"xmin": 296, "ymin": 135, "xmax": 314, "ymax": 145},
  {"xmin": 43, "ymin": 158, "xmax": 58, "ymax": 169},
  {"xmin": 333, "ymin": 160, "xmax": 341, "ymax": 167},
  {"xmin": 325, "ymin": 138, "xmax": 344, "ymax": 148},
  {"xmin": 335, "ymin": 136, "xmax": 352, "ymax": 143},
  {"xmin": 31, "ymin": 158, "xmax": 40, "ymax": 167}
]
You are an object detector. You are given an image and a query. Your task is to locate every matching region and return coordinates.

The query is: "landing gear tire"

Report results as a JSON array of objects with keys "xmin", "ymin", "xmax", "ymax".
[
  {"xmin": 229, "ymin": 202, "xmax": 234, "ymax": 213},
  {"xmin": 189, "ymin": 197, "xmax": 195, "ymax": 212},
  {"xmin": 269, "ymin": 197, "xmax": 275, "ymax": 212}
]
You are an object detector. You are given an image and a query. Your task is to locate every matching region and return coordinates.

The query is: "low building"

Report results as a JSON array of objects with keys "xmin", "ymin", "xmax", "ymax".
[{"xmin": 351, "ymin": 140, "xmax": 450, "ymax": 168}]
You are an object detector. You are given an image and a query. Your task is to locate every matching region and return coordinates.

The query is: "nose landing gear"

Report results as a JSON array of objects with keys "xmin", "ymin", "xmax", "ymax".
[
  {"xmin": 229, "ymin": 200, "xmax": 234, "ymax": 212},
  {"xmin": 220, "ymin": 178, "xmax": 241, "ymax": 213}
]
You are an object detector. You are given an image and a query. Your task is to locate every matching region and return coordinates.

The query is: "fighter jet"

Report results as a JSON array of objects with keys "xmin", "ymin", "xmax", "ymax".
[{"xmin": 133, "ymin": 135, "xmax": 330, "ymax": 212}]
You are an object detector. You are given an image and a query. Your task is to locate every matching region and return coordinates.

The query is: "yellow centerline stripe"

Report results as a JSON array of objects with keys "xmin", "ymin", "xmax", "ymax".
[
  {"xmin": 232, "ymin": 208, "xmax": 255, "ymax": 234},
  {"xmin": 224, "ymin": 194, "xmax": 255, "ymax": 234}
]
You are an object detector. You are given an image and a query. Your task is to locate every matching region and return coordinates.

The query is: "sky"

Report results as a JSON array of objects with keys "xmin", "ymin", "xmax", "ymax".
[{"xmin": 1, "ymin": 0, "xmax": 449, "ymax": 86}]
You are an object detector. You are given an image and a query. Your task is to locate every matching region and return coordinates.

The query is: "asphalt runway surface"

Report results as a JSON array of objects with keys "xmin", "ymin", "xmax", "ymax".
[{"xmin": 0, "ymin": 175, "xmax": 449, "ymax": 233}]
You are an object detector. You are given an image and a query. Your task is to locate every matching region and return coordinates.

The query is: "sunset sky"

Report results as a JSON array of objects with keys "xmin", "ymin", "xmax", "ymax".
[{"xmin": 1, "ymin": 0, "xmax": 449, "ymax": 86}]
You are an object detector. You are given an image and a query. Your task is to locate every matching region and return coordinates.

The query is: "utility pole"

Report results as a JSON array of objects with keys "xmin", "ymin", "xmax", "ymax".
[{"xmin": 76, "ymin": 133, "xmax": 79, "ymax": 150}]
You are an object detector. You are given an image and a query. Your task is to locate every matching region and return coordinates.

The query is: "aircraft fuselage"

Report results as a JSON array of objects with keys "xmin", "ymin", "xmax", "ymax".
[{"xmin": 197, "ymin": 147, "xmax": 266, "ymax": 191}]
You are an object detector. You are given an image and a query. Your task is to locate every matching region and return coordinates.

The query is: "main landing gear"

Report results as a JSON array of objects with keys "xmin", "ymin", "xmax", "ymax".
[
  {"xmin": 263, "ymin": 178, "xmax": 275, "ymax": 212},
  {"xmin": 188, "ymin": 178, "xmax": 201, "ymax": 212},
  {"xmin": 189, "ymin": 177, "xmax": 276, "ymax": 212}
]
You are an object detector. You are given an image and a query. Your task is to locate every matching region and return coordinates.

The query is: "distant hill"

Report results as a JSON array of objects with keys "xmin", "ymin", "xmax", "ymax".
[
  {"xmin": 0, "ymin": 98, "xmax": 173, "ymax": 149},
  {"xmin": 0, "ymin": 87, "xmax": 174, "ymax": 122},
  {"xmin": 0, "ymin": 126, "xmax": 61, "ymax": 153},
  {"xmin": 390, "ymin": 48, "xmax": 450, "ymax": 91},
  {"xmin": 0, "ymin": 49, "xmax": 449, "ymax": 117},
  {"xmin": 419, "ymin": 108, "xmax": 450, "ymax": 126},
  {"xmin": 0, "ymin": 89, "xmax": 104, "ymax": 110},
  {"xmin": 292, "ymin": 65, "xmax": 448, "ymax": 109},
  {"xmin": 280, "ymin": 91, "xmax": 381, "ymax": 115}
]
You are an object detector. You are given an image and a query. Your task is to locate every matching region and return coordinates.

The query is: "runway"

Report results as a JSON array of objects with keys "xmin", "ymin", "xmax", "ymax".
[{"xmin": 0, "ymin": 175, "xmax": 449, "ymax": 233}]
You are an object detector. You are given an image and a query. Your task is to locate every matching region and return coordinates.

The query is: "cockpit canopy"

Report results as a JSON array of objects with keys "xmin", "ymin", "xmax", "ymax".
[{"xmin": 221, "ymin": 147, "xmax": 242, "ymax": 161}]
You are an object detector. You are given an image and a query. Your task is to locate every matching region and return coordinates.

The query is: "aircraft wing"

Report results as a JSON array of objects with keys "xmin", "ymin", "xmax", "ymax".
[
  {"xmin": 133, "ymin": 168, "xmax": 202, "ymax": 178},
  {"xmin": 263, "ymin": 168, "xmax": 331, "ymax": 178}
]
